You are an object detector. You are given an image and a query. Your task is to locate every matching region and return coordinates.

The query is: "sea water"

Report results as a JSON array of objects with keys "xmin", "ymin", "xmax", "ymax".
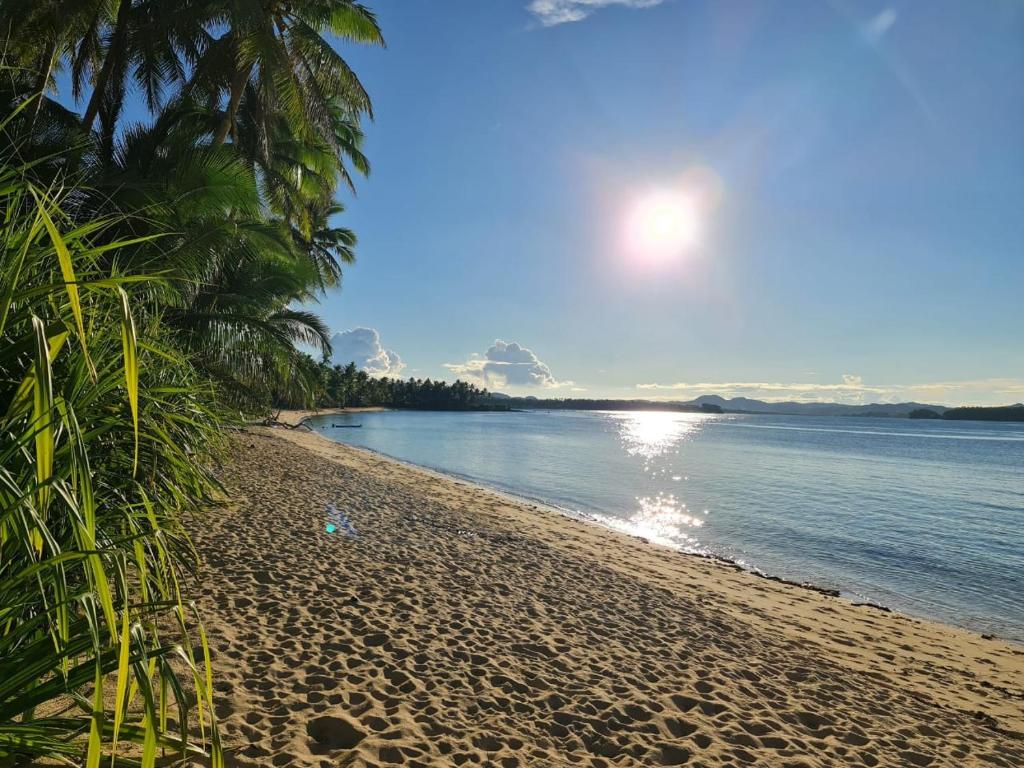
[{"xmin": 310, "ymin": 410, "xmax": 1024, "ymax": 639}]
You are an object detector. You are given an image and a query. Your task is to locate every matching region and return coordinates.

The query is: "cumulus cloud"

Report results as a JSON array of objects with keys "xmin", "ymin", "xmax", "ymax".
[
  {"xmin": 444, "ymin": 340, "xmax": 570, "ymax": 389},
  {"xmin": 863, "ymin": 7, "xmax": 897, "ymax": 44},
  {"xmin": 528, "ymin": 0, "xmax": 665, "ymax": 26},
  {"xmin": 329, "ymin": 328, "xmax": 404, "ymax": 376},
  {"xmin": 635, "ymin": 377, "xmax": 1024, "ymax": 406}
]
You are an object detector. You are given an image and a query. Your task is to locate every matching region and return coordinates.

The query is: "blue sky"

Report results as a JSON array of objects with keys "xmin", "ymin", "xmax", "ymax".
[
  {"xmin": 67, "ymin": 0, "xmax": 1023, "ymax": 405},
  {"xmin": 318, "ymin": 0, "xmax": 1024, "ymax": 405}
]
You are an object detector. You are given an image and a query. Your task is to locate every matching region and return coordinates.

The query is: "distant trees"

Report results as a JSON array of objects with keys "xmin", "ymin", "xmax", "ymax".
[
  {"xmin": 495, "ymin": 397, "xmax": 717, "ymax": 413},
  {"xmin": 278, "ymin": 358, "xmax": 496, "ymax": 410},
  {"xmin": 942, "ymin": 405, "xmax": 1024, "ymax": 422},
  {"xmin": 908, "ymin": 405, "xmax": 1024, "ymax": 422}
]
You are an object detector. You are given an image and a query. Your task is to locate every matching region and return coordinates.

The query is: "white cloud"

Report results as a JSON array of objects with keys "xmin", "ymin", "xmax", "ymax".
[
  {"xmin": 863, "ymin": 7, "xmax": 897, "ymax": 44},
  {"xmin": 329, "ymin": 328, "xmax": 404, "ymax": 376},
  {"xmin": 528, "ymin": 0, "xmax": 665, "ymax": 26},
  {"xmin": 635, "ymin": 377, "xmax": 1024, "ymax": 406},
  {"xmin": 637, "ymin": 376, "xmax": 881, "ymax": 403},
  {"xmin": 444, "ymin": 340, "xmax": 570, "ymax": 389}
]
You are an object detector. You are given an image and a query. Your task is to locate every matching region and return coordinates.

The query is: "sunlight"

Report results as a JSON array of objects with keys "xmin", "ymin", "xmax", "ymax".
[
  {"xmin": 626, "ymin": 190, "xmax": 700, "ymax": 262},
  {"xmin": 592, "ymin": 494, "xmax": 707, "ymax": 552},
  {"xmin": 615, "ymin": 411, "xmax": 705, "ymax": 459}
]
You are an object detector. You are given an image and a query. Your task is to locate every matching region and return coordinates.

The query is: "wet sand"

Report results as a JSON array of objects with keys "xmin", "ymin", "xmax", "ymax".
[{"xmin": 192, "ymin": 426, "xmax": 1023, "ymax": 767}]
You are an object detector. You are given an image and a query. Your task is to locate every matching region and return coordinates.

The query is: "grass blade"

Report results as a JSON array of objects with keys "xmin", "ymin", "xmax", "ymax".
[
  {"xmin": 31, "ymin": 188, "xmax": 95, "ymax": 379},
  {"xmin": 119, "ymin": 289, "xmax": 139, "ymax": 474}
]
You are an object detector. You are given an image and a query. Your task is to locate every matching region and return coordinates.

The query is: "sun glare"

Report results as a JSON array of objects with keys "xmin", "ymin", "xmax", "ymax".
[{"xmin": 627, "ymin": 190, "xmax": 700, "ymax": 262}]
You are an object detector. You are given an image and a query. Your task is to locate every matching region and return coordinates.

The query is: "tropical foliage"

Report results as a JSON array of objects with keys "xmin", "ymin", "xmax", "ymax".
[
  {"xmin": 289, "ymin": 359, "xmax": 495, "ymax": 411},
  {"xmin": 0, "ymin": 0, "xmax": 382, "ymax": 763}
]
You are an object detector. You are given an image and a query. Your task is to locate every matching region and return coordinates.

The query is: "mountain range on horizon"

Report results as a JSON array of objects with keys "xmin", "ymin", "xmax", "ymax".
[
  {"xmin": 489, "ymin": 391, "xmax": 953, "ymax": 417},
  {"xmin": 684, "ymin": 395, "xmax": 949, "ymax": 417}
]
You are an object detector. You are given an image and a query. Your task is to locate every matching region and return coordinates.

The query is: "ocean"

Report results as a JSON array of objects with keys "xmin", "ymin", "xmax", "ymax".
[{"xmin": 309, "ymin": 409, "xmax": 1024, "ymax": 639}]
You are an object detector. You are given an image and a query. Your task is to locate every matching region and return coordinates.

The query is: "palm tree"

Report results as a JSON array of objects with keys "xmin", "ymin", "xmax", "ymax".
[
  {"xmin": 0, "ymin": 0, "xmax": 384, "ymax": 761},
  {"xmin": 166, "ymin": 235, "xmax": 333, "ymax": 404},
  {"xmin": 197, "ymin": 0, "xmax": 383, "ymax": 149},
  {"xmin": 0, "ymin": 0, "xmax": 211, "ymax": 149}
]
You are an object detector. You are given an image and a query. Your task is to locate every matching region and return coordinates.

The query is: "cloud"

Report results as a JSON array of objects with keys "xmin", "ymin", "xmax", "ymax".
[
  {"xmin": 445, "ymin": 340, "xmax": 570, "ymax": 389},
  {"xmin": 863, "ymin": 7, "xmax": 897, "ymax": 44},
  {"xmin": 637, "ymin": 376, "xmax": 881, "ymax": 403},
  {"xmin": 328, "ymin": 328, "xmax": 405, "ymax": 376},
  {"xmin": 527, "ymin": 0, "xmax": 665, "ymax": 26},
  {"xmin": 635, "ymin": 376, "xmax": 1024, "ymax": 406}
]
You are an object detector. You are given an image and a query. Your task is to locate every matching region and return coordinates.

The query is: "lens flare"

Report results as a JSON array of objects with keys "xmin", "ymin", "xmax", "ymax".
[{"xmin": 626, "ymin": 190, "xmax": 700, "ymax": 262}]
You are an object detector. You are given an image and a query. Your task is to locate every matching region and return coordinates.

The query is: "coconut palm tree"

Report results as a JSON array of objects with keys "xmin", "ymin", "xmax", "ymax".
[
  {"xmin": 0, "ymin": 0, "xmax": 384, "ymax": 761},
  {"xmin": 195, "ymin": 0, "xmax": 383, "ymax": 149}
]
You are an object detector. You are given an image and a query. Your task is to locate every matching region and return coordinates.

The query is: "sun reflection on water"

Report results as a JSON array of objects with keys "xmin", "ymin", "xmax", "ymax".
[
  {"xmin": 601, "ymin": 411, "xmax": 716, "ymax": 552},
  {"xmin": 594, "ymin": 494, "xmax": 708, "ymax": 552},
  {"xmin": 614, "ymin": 410, "xmax": 708, "ymax": 459}
]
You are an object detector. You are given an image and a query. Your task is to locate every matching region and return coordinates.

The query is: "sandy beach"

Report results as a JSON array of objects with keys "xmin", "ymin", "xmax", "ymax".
[
  {"xmin": 191, "ymin": 425, "xmax": 1024, "ymax": 767},
  {"xmin": 265, "ymin": 406, "xmax": 393, "ymax": 425}
]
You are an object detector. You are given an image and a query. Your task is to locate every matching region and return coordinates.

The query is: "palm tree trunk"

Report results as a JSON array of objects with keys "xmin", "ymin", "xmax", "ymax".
[
  {"xmin": 81, "ymin": 0, "xmax": 132, "ymax": 132},
  {"xmin": 212, "ymin": 62, "xmax": 252, "ymax": 148}
]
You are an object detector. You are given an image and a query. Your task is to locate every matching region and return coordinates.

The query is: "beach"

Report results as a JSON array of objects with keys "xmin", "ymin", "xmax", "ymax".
[
  {"xmin": 267, "ymin": 406, "xmax": 393, "ymax": 424},
  {"xmin": 192, "ymin": 425, "xmax": 1024, "ymax": 767}
]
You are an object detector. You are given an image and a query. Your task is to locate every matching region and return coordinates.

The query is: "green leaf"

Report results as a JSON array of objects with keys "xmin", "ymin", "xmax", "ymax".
[
  {"xmin": 119, "ymin": 289, "xmax": 139, "ymax": 474},
  {"xmin": 86, "ymin": 664, "xmax": 103, "ymax": 768},
  {"xmin": 110, "ymin": 610, "xmax": 132, "ymax": 766},
  {"xmin": 31, "ymin": 190, "xmax": 95, "ymax": 379},
  {"xmin": 30, "ymin": 317, "xmax": 55, "ymax": 540}
]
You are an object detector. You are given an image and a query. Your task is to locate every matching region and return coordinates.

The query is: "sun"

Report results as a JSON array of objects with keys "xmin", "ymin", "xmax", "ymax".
[{"xmin": 626, "ymin": 190, "xmax": 700, "ymax": 262}]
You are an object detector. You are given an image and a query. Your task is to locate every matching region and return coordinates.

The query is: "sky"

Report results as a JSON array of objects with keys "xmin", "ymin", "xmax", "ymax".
[
  {"xmin": 71, "ymin": 0, "xmax": 1024, "ymax": 405},
  {"xmin": 316, "ymin": 0, "xmax": 1024, "ymax": 405}
]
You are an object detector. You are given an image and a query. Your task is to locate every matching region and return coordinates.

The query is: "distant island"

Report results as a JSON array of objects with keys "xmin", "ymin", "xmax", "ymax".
[
  {"xmin": 488, "ymin": 395, "xmax": 722, "ymax": 414},
  {"xmin": 489, "ymin": 394, "xmax": 1024, "ymax": 422},
  {"xmin": 682, "ymin": 395, "xmax": 949, "ymax": 418},
  {"xmin": 288, "ymin": 360, "xmax": 1023, "ymax": 422},
  {"xmin": 492, "ymin": 393, "xmax": 945, "ymax": 418},
  {"xmin": 941, "ymin": 404, "xmax": 1024, "ymax": 422},
  {"xmin": 907, "ymin": 405, "xmax": 1024, "ymax": 422}
]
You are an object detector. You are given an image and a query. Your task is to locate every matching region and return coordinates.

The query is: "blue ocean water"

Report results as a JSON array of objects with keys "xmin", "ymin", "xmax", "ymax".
[{"xmin": 310, "ymin": 410, "xmax": 1024, "ymax": 639}]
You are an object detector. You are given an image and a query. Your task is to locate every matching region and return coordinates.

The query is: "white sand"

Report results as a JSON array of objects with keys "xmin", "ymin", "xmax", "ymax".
[{"xmin": 191, "ymin": 426, "xmax": 1024, "ymax": 767}]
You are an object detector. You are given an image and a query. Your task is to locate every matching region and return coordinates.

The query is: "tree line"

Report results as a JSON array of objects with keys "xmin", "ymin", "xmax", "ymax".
[
  {"xmin": 0, "ymin": 1, "xmax": 383, "ymax": 763},
  {"xmin": 286, "ymin": 358, "xmax": 498, "ymax": 410},
  {"xmin": 494, "ymin": 397, "xmax": 722, "ymax": 413},
  {"xmin": 913, "ymin": 405, "xmax": 1024, "ymax": 422}
]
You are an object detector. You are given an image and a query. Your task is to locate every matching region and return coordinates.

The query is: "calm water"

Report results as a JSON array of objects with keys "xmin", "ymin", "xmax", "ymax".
[{"xmin": 310, "ymin": 410, "xmax": 1024, "ymax": 639}]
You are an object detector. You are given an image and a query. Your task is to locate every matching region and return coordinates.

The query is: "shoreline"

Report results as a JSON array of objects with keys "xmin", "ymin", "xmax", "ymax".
[
  {"xmin": 270, "ymin": 406, "xmax": 393, "ymax": 426},
  {"xmin": 193, "ymin": 426, "xmax": 1024, "ymax": 767},
  {"xmin": 278, "ymin": 412, "xmax": 1017, "ymax": 643}
]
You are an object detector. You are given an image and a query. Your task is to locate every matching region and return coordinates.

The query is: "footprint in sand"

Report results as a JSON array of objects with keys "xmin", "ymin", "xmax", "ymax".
[{"xmin": 306, "ymin": 715, "xmax": 365, "ymax": 753}]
